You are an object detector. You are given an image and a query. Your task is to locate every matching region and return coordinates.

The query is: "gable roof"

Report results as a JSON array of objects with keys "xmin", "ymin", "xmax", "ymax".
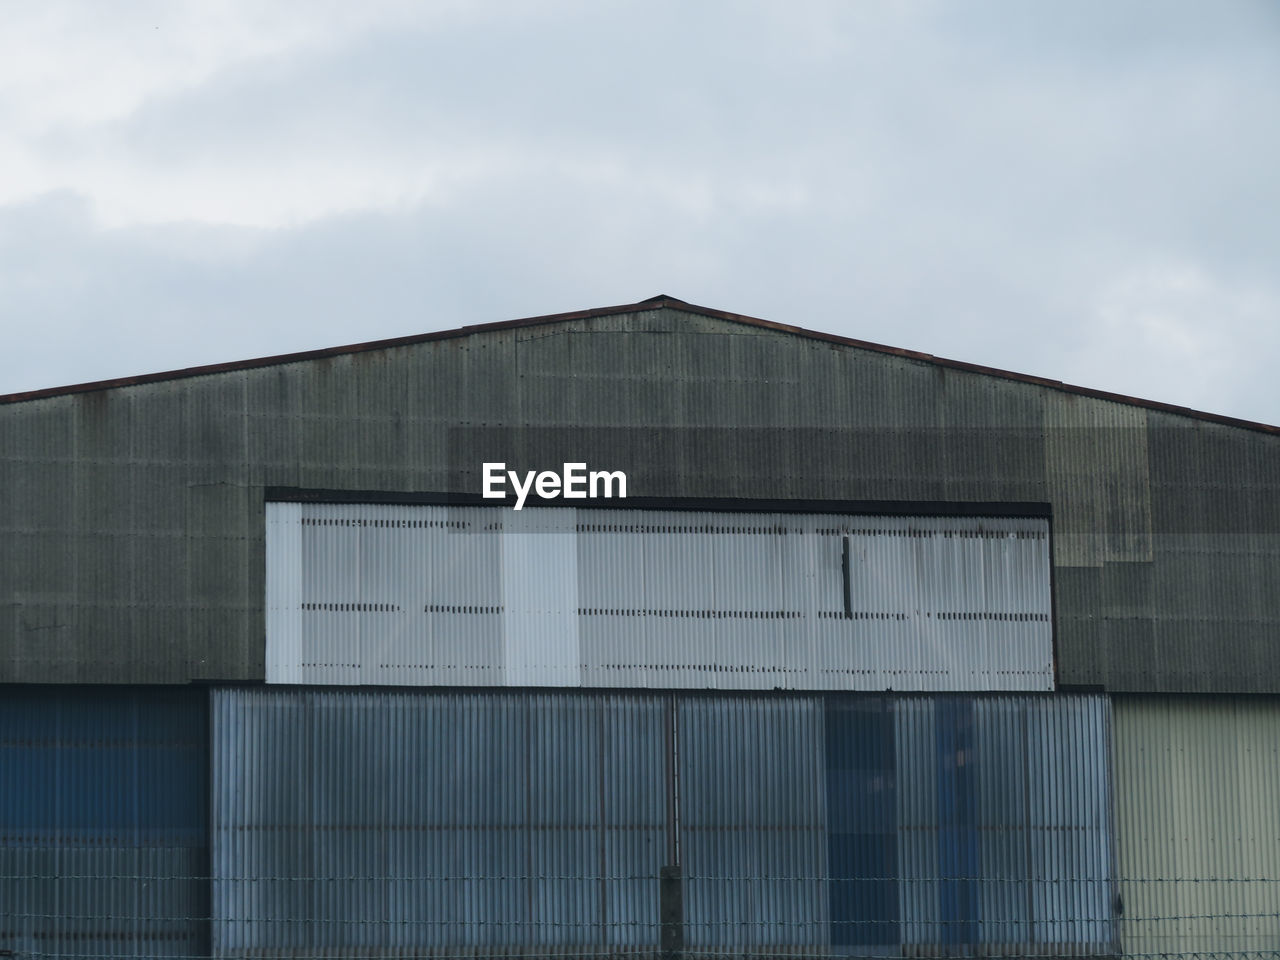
[{"xmin": 2, "ymin": 294, "xmax": 1277, "ymax": 435}]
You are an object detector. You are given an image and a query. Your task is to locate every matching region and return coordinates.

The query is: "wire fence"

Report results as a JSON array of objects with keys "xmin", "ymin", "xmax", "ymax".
[
  {"xmin": 4, "ymin": 951, "xmax": 1280, "ymax": 960},
  {"xmin": 4, "ymin": 871, "xmax": 1280, "ymax": 959}
]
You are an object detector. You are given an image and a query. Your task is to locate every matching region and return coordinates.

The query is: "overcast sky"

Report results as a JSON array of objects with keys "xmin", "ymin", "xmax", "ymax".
[{"xmin": 2, "ymin": 1, "xmax": 1278, "ymax": 424}]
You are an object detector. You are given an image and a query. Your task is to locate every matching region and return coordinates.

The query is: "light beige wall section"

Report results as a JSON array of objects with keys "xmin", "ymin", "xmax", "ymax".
[
  {"xmin": 1045, "ymin": 394, "xmax": 1153, "ymax": 568},
  {"xmin": 1114, "ymin": 696, "xmax": 1280, "ymax": 956}
]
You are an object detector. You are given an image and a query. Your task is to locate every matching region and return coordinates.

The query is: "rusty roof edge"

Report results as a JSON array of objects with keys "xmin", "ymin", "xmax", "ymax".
[
  {"xmin": 0, "ymin": 300, "xmax": 654, "ymax": 407},
  {"xmin": 1, "ymin": 294, "xmax": 1277, "ymax": 436}
]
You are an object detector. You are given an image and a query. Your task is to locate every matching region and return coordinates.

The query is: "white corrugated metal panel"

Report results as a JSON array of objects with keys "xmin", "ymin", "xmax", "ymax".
[
  {"xmin": 266, "ymin": 502, "xmax": 1054, "ymax": 690},
  {"xmin": 265, "ymin": 500, "xmax": 302, "ymax": 683},
  {"xmin": 503, "ymin": 507, "xmax": 580, "ymax": 686},
  {"xmin": 1114, "ymin": 696, "xmax": 1280, "ymax": 958}
]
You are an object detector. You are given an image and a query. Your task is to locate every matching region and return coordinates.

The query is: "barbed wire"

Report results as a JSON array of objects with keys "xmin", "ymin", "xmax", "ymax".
[
  {"xmin": 0, "ymin": 911, "xmax": 1271, "ymax": 926},
  {"xmin": 4, "ymin": 875, "xmax": 1278, "ymax": 957},
  {"xmin": 7, "ymin": 957, "xmax": 1280, "ymax": 960},
  {"xmin": 6, "ymin": 874, "xmax": 1280, "ymax": 883}
]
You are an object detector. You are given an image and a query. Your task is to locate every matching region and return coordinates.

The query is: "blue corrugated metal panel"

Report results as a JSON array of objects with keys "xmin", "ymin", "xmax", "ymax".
[
  {"xmin": 934, "ymin": 698, "xmax": 980, "ymax": 947},
  {"xmin": 971, "ymin": 695, "xmax": 1033, "ymax": 946},
  {"xmin": 208, "ymin": 688, "xmax": 1113, "ymax": 958},
  {"xmin": 211, "ymin": 688, "xmax": 668, "ymax": 957},
  {"xmin": 895, "ymin": 694, "xmax": 1116, "ymax": 956},
  {"xmin": 0, "ymin": 687, "xmax": 208, "ymax": 958},
  {"xmin": 1025, "ymin": 696, "xmax": 1113, "ymax": 949},
  {"xmin": 825, "ymin": 697, "xmax": 899, "ymax": 947},
  {"xmin": 678, "ymin": 696, "xmax": 828, "ymax": 951}
]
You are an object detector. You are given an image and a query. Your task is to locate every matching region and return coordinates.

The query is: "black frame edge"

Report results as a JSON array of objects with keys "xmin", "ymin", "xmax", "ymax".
[{"xmin": 264, "ymin": 487, "xmax": 1053, "ymax": 519}]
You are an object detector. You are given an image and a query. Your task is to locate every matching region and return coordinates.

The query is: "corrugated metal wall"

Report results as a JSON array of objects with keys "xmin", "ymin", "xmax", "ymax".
[
  {"xmin": 210, "ymin": 688, "xmax": 1113, "ymax": 958},
  {"xmin": 4, "ymin": 305, "xmax": 1279, "ymax": 691},
  {"xmin": 0, "ymin": 688, "xmax": 208, "ymax": 958},
  {"xmin": 211, "ymin": 688, "xmax": 670, "ymax": 957},
  {"xmin": 893, "ymin": 696, "xmax": 1114, "ymax": 954},
  {"xmin": 679, "ymin": 696, "xmax": 828, "ymax": 950},
  {"xmin": 1113, "ymin": 696, "xmax": 1280, "ymax": 958},
  {"xmin": 266, "ymin": 503, "xmax": 1054, "ymax": 691}
]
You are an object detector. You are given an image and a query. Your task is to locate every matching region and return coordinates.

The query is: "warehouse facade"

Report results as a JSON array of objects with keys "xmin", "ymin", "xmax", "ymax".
[{"xmin": 2, "ymin": 295, "xmax": 1279, "ymax": 957}]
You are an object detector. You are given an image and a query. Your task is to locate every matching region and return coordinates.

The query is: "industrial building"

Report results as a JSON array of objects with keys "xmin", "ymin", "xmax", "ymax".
[{"xmin": 2, "ymin": 295, "xmax": 1278, "ymax": 959}]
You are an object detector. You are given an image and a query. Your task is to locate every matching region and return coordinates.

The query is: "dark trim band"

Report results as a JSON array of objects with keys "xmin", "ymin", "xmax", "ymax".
[{"xmin": 265, "ymin": 486, "xmax": 1053, "ymax": 518}]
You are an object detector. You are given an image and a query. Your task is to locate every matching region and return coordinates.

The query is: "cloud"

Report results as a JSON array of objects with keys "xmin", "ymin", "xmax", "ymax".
[
  {"xmin": 0, "ymin": 0, "xmax": 1277, "ymax": 427},
  {"xmin": 1077, "ymin": 261, "xmax": 1280, "ymax": 419}
]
